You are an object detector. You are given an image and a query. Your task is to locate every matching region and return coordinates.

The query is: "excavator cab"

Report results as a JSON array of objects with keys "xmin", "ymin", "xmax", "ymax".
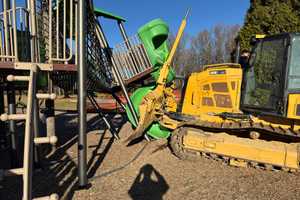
[{"xmin": 241, "ymin": 33, "xmax": 300, "ymax": 120}]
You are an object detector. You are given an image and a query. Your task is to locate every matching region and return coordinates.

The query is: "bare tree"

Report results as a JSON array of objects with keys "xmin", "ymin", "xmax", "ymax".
[
  {"xmin": 213, "ymin": 25, "xmax": 226, "ymax": 63},
  {"xmin": 169, "ymin": 33, "xmax": 194, "ymax": 75},
  {"xmin": 191, "ymin": 29, "xmax": 213, "ymax": 68},
  {"xmin": 225, "ymin": 25, "xmax": 240, "ymax": 62},
  {"xmin": 167, "ymin": 24, "xmax": 240, "ymax": 79}
]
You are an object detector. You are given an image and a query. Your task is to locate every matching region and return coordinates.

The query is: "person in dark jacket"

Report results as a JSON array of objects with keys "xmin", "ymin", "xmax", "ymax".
[{"xmin": 239, "ymin": 49, "xmax": 250, "ymax": 69}]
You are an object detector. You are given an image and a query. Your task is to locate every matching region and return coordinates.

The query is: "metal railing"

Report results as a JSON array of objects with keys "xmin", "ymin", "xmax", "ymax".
[
  {"xmin": 48, "ymin": 0, "xmax": 77, "ymax": 63},
  {"xmin": 112, "ymin": 34, "xmax": 152, "ymax": 82},
  {"xmin": 0, "ymin": 6, "xmax": 29, "ymax": 61},
  {"xmin": 0, "ymin": 0, "xmax": 78, "ymax": 64},
  {"xmin": 87, "ymin": 21, "xmax": 153, "ymax": 90},
  {"xmin": 0, "ymin": 0, "xmax": 153, "ymax": 85}
]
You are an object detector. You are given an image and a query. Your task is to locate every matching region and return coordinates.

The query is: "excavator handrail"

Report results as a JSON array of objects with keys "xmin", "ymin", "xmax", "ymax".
[{"xmin": 203, "ymin": 63, "xmax": 241, "ymax": 71}]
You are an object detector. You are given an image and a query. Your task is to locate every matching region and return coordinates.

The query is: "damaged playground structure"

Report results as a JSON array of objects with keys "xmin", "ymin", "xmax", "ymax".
[
  {"xmin": 3, "ymin": 0, "xmax": 300, "ymax": 199},
  {"xmin": 0, "ymin": 0, "xmax": 171, "ymax": 199}
]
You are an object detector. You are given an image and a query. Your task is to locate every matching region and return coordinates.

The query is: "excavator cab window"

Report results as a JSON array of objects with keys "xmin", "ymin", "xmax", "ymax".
[
  {"xmin": 241, "ymin": 35, "xmax": 288, "ymax": 115},
  {"xmin": 288, "ymin": 36, "xmax": 300, "ymax": 90}
]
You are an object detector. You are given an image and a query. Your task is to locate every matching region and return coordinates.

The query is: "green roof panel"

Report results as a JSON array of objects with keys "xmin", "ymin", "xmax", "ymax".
[{"xmin": 94, "ymin": 7, "xmax": 126, "ymax": 22}]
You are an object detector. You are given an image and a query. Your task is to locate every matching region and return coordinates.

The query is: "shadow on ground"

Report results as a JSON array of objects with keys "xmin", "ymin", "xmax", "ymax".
[
  {"xmin": 0, "ymin": 111, "xmax": 127, "ymax": 200},
  {"xmin": 128, "ymin": 164, "xmax": 169, "ymax": 200}
]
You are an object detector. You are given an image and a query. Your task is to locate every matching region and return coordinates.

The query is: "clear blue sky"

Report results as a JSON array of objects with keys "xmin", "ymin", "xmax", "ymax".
[{"xmin": 95, "ymin": 0, "xmax": 250, "ymax": 46}]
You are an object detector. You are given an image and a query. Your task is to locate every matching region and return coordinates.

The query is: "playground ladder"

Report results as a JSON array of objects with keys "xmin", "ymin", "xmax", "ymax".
[{"xmin": 0, "ymin": 64, "xmax": 59, "ymax": 200}]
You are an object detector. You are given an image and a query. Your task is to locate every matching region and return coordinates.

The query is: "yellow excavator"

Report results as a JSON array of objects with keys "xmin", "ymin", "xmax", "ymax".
[{"xmin": 128, "ymin": 12, "xmax": 300, "ymax": 172}]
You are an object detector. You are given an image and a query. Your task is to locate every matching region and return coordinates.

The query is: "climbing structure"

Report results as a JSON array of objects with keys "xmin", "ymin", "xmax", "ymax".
[{"xmin": 0, "ymin": 0, "xmax": 173, "ymax": 199}]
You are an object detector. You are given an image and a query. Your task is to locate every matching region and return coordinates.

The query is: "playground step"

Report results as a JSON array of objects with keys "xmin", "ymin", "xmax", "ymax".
[
  {"xmin": 1, "ymin": 168, "xmax": 24, "ymax": 176},
  {"xmin": 7, "ymin": 75, "xmax": 30, "ymax": 82},
  {"xmin": 34, "ymin": 136, "xmax": 58, "ymax": 145},
  {"xmin": 33, "ymin": 194, "xmax": 59, "ymax": 200},
  {"xmin": 36, "ymin": 93, "xmax": 56, "ymax": 100},
  {"xmin": 0, "ymin": 113, "xmax": 26, "ymax": 121}
]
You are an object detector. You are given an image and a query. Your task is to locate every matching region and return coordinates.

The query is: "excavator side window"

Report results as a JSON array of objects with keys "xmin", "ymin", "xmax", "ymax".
[{"xmin": 242, "ymin": 37, "xmax": 287, "ymax": 114}]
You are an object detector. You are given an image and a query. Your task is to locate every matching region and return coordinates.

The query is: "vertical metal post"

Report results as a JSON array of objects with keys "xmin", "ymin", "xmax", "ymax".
[
  {"xmin": 0, "ymin": 1, "xmax": 6, "ymax": 143},
  {"xmin": 0, "ymin": 83, "xmax": 5, "ymax": 151},
  {"xmin": 45, "ymin": 99, "xmax": 55, "ymax": 144},
  {"xmin": 12, "ymin": 0, "xmax": 18, "ymax": 61},
  {"xmin": 33, "ymin": 86, "xmax": 41, "ymax": 168},
  {"xmin": 0, "ymin": 2, "xmax": 7, "ymax": 149},
  {"xmin": 46, "ymin": 74, "xmax": 56, "ymax": 150},
  {"xmin": 118, "ymin": 22, "xmax": 135, "ymax": 54},
  {"xmin": 27, "ymin": 0, "xmax": 42, "ymax": 170},
  {"xmin": 49, "ymin": 0, "xmax": 52, "ymax": 62},
  {"xmin": 7, "ymin": 83, "xmax": 19, "ymax": 168},
  {"xmin": 3, "ymin": 0, "xmax": 11, "ymax": 59},
  {"xmin": 77, "ymin": 0, "xmax": 87, "ymax": 187},
  {"xmin": 23, "ymin": 66, "xmax": 37, "ymax": 200},
  {"xmin": 118, "ymin": 22, "xmax": 129, "ymax": 44},
  {"xmin": 28, "ymin": 0, "xmax": 37, "ymax": 62}
]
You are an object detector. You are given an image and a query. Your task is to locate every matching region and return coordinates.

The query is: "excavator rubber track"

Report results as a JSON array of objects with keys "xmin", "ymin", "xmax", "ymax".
[
  {"xmin": 181, "ymin": 118, "xmax": 300, "ymax": 139},
  {"xmin": 170, "ymin": 126, "xmax": 300, "ymax": 173}
]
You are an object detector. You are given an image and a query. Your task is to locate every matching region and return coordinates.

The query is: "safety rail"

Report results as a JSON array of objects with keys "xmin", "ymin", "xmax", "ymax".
[
  {"xmin": 0, "ymin": 6, "xmax": 28, "ymax": 61},
  {"xmin": 0, "ymin": 0, "xmax": 78, "ymax": 64},
  {"xmin": 87, "ymin": 21, "xmax": 154, "ymax": 91},
  {"xmin": 0, "ymin": 0, "xmax": 153, "ymax": 88},
  {"xmin": 112, "ymin": 34, "xmax": 152, "ymax": 82},
  {"xmin": 47, "ymin": 0, "xmax": 77, "ymax": 63}
]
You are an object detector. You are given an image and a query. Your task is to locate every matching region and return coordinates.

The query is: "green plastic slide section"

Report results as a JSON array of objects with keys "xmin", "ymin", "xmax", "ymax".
[
  {"xmin": 125, "ymin": 86, "xmax": 171, "ymax": 139},
  {"xmin": 138, "ymin": 18, "xmax": 175, "ymax": 83}
]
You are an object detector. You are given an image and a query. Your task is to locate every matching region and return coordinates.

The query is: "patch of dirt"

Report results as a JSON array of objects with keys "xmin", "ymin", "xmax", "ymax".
[{"xmin": 2, "ymin": 112, "xmax": 300, "ymax": 200}]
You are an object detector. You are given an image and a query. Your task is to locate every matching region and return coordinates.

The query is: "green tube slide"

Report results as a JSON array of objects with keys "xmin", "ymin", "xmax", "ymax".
[
  {"xmin": 138, "ymin": 18, "xmax": 175, "ymax": 84},
  {"xmin": 125, "ymin": 86, "xmax": 171, "ymax": 139},
  {"xmin": 125, "ymin": 18, "xmax": 177, "ymax": 139}
]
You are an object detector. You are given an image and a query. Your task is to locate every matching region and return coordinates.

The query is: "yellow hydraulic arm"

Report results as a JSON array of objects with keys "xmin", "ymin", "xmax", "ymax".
[
  {"xmin": 157, "ymin": 10, "xmax": 189, "ymax": 88},
  {"xmin": 126, "ymin": 10, "xmax": 189, "ymax": 142}
]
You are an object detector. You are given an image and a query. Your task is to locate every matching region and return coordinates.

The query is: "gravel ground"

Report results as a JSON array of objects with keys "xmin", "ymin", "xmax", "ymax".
[{"xmin": 2, "ymin": 112, "xmax": 300, "ymax": 200}]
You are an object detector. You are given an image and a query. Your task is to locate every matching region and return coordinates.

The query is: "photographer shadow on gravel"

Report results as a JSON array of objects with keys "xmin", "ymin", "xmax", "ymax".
[{"xmin": 128, "ymin": 164, "xmax": 169, "ymax": 200}]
